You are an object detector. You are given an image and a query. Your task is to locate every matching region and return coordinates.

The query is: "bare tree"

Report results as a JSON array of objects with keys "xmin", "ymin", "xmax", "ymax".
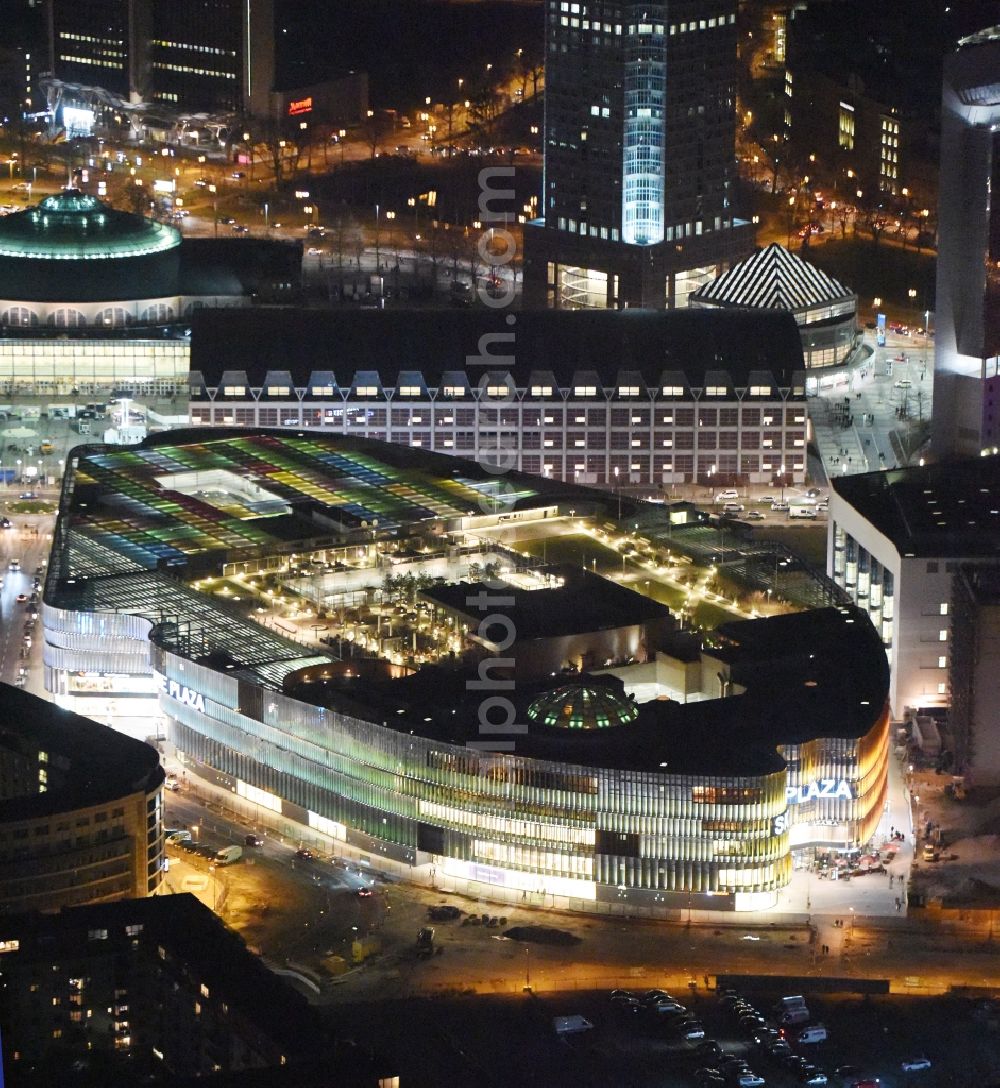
[{"xmin": 358, "ymin": 112, "xmax": 391, "ymax": 160}]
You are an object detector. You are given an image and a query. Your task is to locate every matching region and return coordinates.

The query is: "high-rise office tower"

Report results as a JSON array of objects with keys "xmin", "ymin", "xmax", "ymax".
[
  {"xmin": 932, "ymin": 25, "xmax": 1000, "ymax": 459},
  {"xmin": 523, "ymin": 1, "xmax": 753, "ymax": 309},
  {"xmin": 47, "ymin": 0, "xmax": 274, "ymax": 116}
]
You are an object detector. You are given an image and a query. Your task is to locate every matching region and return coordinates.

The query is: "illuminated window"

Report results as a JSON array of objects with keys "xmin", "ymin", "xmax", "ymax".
[
  {"xmin": 574, "ymin": 385, "xmax": 598, "ymax": 396},
  {"xmin": 838, "ymin": 102, "xmax": 855, "ymax": 150},
  {"xmin": 705, "ymin": 385, "xmax": 726, "ymax": 396},
  {"xmin": 355, "ymin": 386, "xmax": 378, "ymax": 397},
  {"xmin": 398, "ymin": 386, "xmax": 421, "ymax": 397},
  {"xmin": 939, "ymin": 602, "xmax": 948, "ymax": 616},
  {"xmin": 486, "ymin": 384, "xmax": 509, "ymax": 397},
  {"xmin": 939, "ymin": 629, "xmax": 947, "ymax": 641},
  {"xmin": 749, "ymin": 385, "xmax": 772, "ymax": 396},
  {"xmin": 531, "ymin": 385, "xmax": 553, "ymax": 397},
  {"xmin": 222, "ymin": 385, "xmax": 245, "ymax": 396},
  {"xmin": 311, "ymin": 385, "xmax": 334, "ymax": 396},
  {"xmin": 441, "ymin": 385, "xmax": 465, "ymax": 397},
  {"xmin": 937, "ymin": 656, "xmax": 946, "ymax": 668},
  {"xmin": 618, "ymin": 385, "xmax": 641, "ymax": 396}
]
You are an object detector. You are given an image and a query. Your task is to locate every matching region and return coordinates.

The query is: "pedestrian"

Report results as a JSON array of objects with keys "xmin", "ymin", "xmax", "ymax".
[
  {"xmin": 890, "ymin": 826, "xmax": 895, "ymax": 836},
  {"xmin": 889, "ymin": 874, "xmax": 893, "ymax": 887},
  {"xmin": 704, "ymin": 974, "xmax": 710, "ymax": 989},
  {"xmin": 895, "ymin": 897, "xmax": 902, "ymax": 912}
]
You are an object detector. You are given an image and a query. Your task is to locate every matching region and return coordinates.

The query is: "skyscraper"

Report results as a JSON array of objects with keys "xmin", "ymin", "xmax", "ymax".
[
  {"xmin": 523, "ymin": 1, "xmax": 753, "ymax": 309},
  {"xmin": 47, "ymin": 0, "xmax": 274, "ymax": 117},
  {"xmin": 932, "ymin": 25, "xmax": 1000, "ymax": 459}
]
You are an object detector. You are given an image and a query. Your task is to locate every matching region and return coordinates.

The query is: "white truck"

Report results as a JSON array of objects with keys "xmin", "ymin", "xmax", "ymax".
[
  {"xmin": 553, "ymin": 1015, "xmax": 594, "ymax": 1036},
  {"xmin": 214, "ymin": 845, "xmax": 243, "ymax": 865}
]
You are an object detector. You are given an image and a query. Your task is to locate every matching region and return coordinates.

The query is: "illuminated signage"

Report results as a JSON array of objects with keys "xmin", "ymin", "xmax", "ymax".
[
  {"xmin": 288, "ymin": 96, "xmax": 313, "ymax": 116},
  {"xmin": 772, "ymin": 811, "xmax": 788, "ymax": 835},
  {"xmin": 159, "ymin": 675, "xmax": 206, "ymax": 713},
  {"xmin": 786, "ymin": 778, "xmax": 854, "ymax": 804}
]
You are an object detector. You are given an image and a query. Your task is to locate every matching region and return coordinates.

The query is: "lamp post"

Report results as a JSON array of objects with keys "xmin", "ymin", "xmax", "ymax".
[
  {"xmin": 614, "ymin": 465, "xmax": 621, "ymax": 520},
  {"xmin": 374, "ymin": 202, "xmax": 381, "ymax": 270}
]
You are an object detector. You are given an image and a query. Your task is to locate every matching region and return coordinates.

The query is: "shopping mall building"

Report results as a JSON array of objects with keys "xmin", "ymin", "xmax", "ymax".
[{"xmin": 42, "ymin": 430, "xmax": 889, "ymax": 914}]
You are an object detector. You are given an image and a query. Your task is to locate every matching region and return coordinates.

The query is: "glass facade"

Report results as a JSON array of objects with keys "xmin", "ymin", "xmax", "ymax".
[
  {"xmin": 159, "ymin": 650, "xmax": 795, "ymax": 907},
  {"xmin": 622, "ymin": 10, "xmax": 666, "ymax": 246},
  {"xmin": 42, "ymin": 433, "xmax": 890, "ymax": 914}
]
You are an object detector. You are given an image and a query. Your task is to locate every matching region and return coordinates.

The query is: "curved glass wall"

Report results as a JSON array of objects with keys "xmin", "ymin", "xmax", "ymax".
[{"xmin": 622, "ymin": 10, "xmax": 666, "ymax": 246}]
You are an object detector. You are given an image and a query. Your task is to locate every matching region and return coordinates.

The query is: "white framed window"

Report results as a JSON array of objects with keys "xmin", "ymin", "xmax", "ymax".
[
  {"xmin": 939, "ymin": 629, "xmax": 948, "ymax": 641},
  {"xmin": 311, "ymin": 385, "xmax": 334, "ymax": 396},
  {"xmin": 574, "ymin": 385, "xmax": 598, "ymax": 396},
  {"xmin": 222, "ymin": 385, "xmax": 245, "ymax": 396},
  {"xmin": 531, "ymin": 385, "xmax": 553, "ymax": 397},
  {"xmin": 939, "ymin": 603, "xmax": 948, "ymax": 616},
  {"xmin": 749, "ymin": 385, "xmax": 772, "ymax": 396},
  {"xmin": 355, "ymin": 386, "xmax": 378, "ymax": 397},
  {"xmin": 661, "ymin": 386, "xmax": 684, "ymax": 396},
  {"xmin": 486, "ymin": 384, "xmax": 509, "ymax": 397},
  {"xmin": 618, "ymin": 385, "xmax": 641, "ymax": 397},
  {"xmin": 398, "ymin": 386, "xmax": 422, "ymax": 397},
  {"xmin": 938, "ymin": 656, "xmax": 946, "ymax": 668},
  {"xmin": 705, "ymin": 385, "xmax": 726, "ymax": 396},
  {"xmin": 442, "ymin": 385, "xmax": 465, "ymax": 397}
]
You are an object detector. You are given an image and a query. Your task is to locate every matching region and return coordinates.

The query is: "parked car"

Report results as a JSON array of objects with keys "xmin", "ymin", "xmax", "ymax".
[
  {"xmin": 747, "ymin": 510, "xmax": 765, "ymax": 520},
  {"xmin": 900, "ymin": 1057, "xmax": 932, "ymax": 1072}
]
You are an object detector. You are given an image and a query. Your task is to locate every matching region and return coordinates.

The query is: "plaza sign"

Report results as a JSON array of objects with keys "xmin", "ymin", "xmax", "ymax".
[
  {"xmin": 786, "ymin": 778, "xmax": 854, "ymax": 804},
  {"xmin": 159, "ymin": 675, "xmax": 206, "ymax": 713}
]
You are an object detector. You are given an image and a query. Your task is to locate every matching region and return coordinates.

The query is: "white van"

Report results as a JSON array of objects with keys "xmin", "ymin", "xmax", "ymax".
[
  {"xmin": 797, "ymin": 1024, "xmax": 827, "ymax": 1044},
  {"xmin": 788, "ymin": 506, "xmax": 818, "ymax": 519},
  {"xmin": 715, "ymin": 489, "xmax": 739, "ymax": 503}
]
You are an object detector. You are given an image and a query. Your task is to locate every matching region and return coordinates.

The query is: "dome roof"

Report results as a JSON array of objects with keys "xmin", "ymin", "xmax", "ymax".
[
  {"xmin": 527, "ymin": 681, "xmax": 639, "ymax": 731},
  {"xmin": 0, "ymin": 190, "xmax": 180, "ymax": 261}
]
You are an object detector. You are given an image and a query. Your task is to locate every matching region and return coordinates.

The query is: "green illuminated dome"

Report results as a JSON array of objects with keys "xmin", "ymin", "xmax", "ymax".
[
  {"xmin": 527, "ymin": 682, "xmax": 639, "ymax": 731},
  {"xmin": 0, "ymin": 189, "xmax": 180, "ymax": 261}
]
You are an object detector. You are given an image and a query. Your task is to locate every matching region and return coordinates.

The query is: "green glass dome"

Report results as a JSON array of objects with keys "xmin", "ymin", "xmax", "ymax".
[
  {"xmin": 527, "ymin": 682, "xmax": 639, "ymax": 731},
  {"xmin": 0, "ymin": 189, "xmax": 180, "ymax": 261}
]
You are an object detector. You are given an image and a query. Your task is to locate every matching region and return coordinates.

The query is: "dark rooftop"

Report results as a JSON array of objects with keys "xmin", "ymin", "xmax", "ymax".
[
  {"xmin": 0, "ymin": 686, "xmax": 163, "ymax": 820},
  {"xmin": 286, "ymin": 606, "xmax": 888, "ymax": 777},
  {"xmin": 831, "ymin": 456, "xmax": 1000, "ymax": 559},
  {"xmin": 0, "ymin": 894, "xmax": 326, "ymax": 1059},
  {"xmin": 189, "ymin": 306, "xmax": 806, "ymax": 388},
  {"xmin": 421, "ymin": 565, "xmax": 673, "ymax": 640}
]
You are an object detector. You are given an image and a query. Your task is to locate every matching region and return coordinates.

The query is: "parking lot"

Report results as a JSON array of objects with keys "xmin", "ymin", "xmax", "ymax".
[{"xmin": 332, "ymin": 986, "xmax": 1000, "ymax": 1088}]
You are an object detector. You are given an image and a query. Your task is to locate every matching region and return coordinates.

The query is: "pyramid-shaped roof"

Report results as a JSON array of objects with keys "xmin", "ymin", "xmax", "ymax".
[{"xmin": 691, "ymin": 243, "xmax": 854, "ymax": 313}]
